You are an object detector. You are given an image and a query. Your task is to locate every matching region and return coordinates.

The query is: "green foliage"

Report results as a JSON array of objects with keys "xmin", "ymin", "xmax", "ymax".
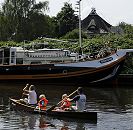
[
  {"xmin": 121, "ymin": 53, "xmax": 133, "ymax": 74},
  {"xmin": 0, "ymin": 41, "xmax": 17, "ymax": 47},
  {"xmin": 56, "ymin": 2, "xmax": 78, "ymax": 37},
  {"xmin": 119, "ymin": 22, "xmax": 133, "ymax": 40},
  {"xmin": 62, "ymin": 29, "xmax": 88, "ymax": 39},
  {"xmin": 0, "ymin": 0, "xmax": 50, "ymax": 42}
]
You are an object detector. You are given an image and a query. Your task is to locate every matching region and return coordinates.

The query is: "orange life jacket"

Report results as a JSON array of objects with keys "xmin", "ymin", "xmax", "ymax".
[
  {"xmin": 61, "ymin": 99, "xmax": 71, "ymax": 110},
  {"xmin": 38, "ymin": 98, "xmax": 48, "ymax": 110}
]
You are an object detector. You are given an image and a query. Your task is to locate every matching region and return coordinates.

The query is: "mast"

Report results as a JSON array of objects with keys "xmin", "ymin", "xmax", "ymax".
[
  {"xmin": 76, "ymin": 0, "xmax": 82, "ymax": 54},
  {"xmin": 79, "ymin": 0, "xmax": 82, "ymax": 50}
]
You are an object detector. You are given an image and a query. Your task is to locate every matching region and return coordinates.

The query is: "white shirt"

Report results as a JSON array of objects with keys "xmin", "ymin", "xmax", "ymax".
[
  {"xmin": 28, "ymin": 90, "xmax": 37, "ymax": 104},
  {"xmin": 76, "ymin": 94, "xmax": 86, "ymax": 112}
]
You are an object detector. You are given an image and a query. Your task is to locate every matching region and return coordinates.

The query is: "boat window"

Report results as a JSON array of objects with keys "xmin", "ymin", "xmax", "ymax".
[
  {"xmin": 3, "ymin": 48, "xmax": 10, "ymax": 65},
  {"xmin": 16, "ymin": 58, "xmax": 23, "ymax": 64},
  {"xmin": 0, "ymin": 50, "xmax": 4, "ymax": 64},
  {"xmin": 11, "ymin": 51, "xmax": 15, "ymax": 63},
  {"xmin": 11, "ymin": 59, "xmax": 14, "ymax": 63},
  {"xmin": 63, "ymin": 70, "xmax": 67, "ymax": 74},
  {"xmin": 30, "ymin": 61, "xmax": 42, "ymax": 64}
]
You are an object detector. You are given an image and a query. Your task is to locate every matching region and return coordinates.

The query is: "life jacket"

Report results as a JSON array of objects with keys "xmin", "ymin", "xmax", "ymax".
[
  {"xmin": 61, "ymin": 99, "xmax": 71, "ymax": 110},
  {"xmin": 38, "ymin": 98, "xmax": 48, "ymax": 110}
]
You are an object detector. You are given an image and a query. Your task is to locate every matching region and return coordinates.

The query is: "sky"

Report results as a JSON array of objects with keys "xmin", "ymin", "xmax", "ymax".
[
  {"xmin": 43, "ymin": 0, "xmax": 133, "ymax": 26},
  {"xmin": 0, "ymin": 0, "xmax": 133, "ymax": 26}
]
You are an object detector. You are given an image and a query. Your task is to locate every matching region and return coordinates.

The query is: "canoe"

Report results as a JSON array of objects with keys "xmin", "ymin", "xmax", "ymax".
[{"xmin": 9, "ymin": 98, "xmax": 97, "ymax": 121}]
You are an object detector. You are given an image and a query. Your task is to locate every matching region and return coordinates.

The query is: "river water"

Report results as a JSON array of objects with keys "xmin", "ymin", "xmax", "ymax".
[{"xmin": 0, "ymin": 81, "xmax": 133, "ymax": 130}]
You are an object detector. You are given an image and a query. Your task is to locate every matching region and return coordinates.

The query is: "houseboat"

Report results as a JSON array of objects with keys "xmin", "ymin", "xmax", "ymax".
[{"xmin": 0, "ymin": 46, "xmax": 131, "ymax": 85}]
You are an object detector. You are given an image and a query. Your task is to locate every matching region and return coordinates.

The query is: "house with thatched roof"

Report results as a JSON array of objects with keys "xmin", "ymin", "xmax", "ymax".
[{"xmin": 81, "ymin": 8, "xmax": 123, "ymax": 35}]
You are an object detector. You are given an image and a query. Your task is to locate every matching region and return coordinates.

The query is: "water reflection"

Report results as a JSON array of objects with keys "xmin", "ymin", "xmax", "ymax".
[
  {"xmin": 60, "ymin": 121, "xmax": 69, "ymax": 130},
  {"xmin": 0, "ymin": 82, "xmax": 133, "ymax": 129},
  {"xmin": 85, "ymin": 87, "xmax": 133, "ymax": 113},
  {"xmin": 28, "ymin": 114, "xmax": 36, "ymax": 129},
  {"xmin": 39, "ymin": 115, "xmax": 56, "ymax": 129},
  {"xmin": 39, "ymin": 115, "xmax": 48, "ymax": 129},
  {"xmin": 76, "ymin": 123, "xmax": 85, "ymax": 130}
]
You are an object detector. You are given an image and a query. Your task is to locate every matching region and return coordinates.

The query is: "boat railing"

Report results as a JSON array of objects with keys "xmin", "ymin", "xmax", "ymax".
[{"xmin": 0, "ymin": 49, "xmax": 118, "ymax": 65}]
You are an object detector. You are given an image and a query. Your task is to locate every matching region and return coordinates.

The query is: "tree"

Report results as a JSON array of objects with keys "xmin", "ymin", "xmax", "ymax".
[
  {"xmin": 0, "ymin": 11, "xmax": 10, "ymax": 40},
  {"xmin": 62, "ymin": 29, "xmax": 88, "ymax": 39},
  {"xmin": 1, "ymin": 0, "xmax": 49, "ymax": 42},
  {"xmin": 56, "ymin": 2, "xmax": 78, "ymax": 37},
  {"xmin": 118, "ymin": 22, "xmax": 133, "ymax": 39}
]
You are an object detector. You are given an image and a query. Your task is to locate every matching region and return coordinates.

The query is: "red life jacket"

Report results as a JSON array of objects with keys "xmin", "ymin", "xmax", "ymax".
[
  {"xmin": 38, "ymin": 98, "xmax": 48, "ymax": 110},
  {"xmin": 61, "ymin": 99, "xmax": 71, "ymax": 110}
]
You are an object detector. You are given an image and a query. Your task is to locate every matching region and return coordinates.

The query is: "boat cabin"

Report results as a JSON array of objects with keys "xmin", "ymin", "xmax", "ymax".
[
  {"xmin": 0, "ymin": 47, "xmax": 78, "ymax": 65},
  {"xmin": 0, "ymin": 47, "xmax": 16, "ymax": 65}
]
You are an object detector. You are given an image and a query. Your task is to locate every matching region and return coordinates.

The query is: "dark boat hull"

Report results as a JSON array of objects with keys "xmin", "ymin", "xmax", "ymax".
[
  {"xmin": 10, "ymin": 98, "xmax": 97, "ymax": 121},
  {"xmin": 0, "ymin": 50, "xmax": 130, "ymax": 84}
]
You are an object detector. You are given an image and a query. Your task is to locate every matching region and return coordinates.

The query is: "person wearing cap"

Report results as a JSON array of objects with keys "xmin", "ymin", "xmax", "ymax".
[
  {"xmin": 38, "ymin": 94, "xmax": 48, "ymax": 110},
  {"xmin": 69, "ymin": 87, "xmax": 86, "ymax": 112},
  {"xmin": 23, "ymin": 84, "xmax": 37, "ymax": 105}
]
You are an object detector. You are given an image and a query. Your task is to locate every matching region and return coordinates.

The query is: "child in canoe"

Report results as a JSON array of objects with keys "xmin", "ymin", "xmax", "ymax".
[
  {"xmin": 38, "ymin": 94, "xmax": 48, "ymax": 110},
  {"xmin": 60, "ymin": 94, "xmax": 72, "ymax": 110},
  {"xmin": 54, "ymin": 94, "xmax": 71, "ymax": 111}
]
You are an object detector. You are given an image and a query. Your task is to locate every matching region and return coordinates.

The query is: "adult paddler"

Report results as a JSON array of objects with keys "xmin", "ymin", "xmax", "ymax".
[
  {"xmin": 69, "ymin": 87, "xmax": 86, "ymax": 112},
  {"xmin": 22, "ymin": 84, "xmax": 37, "ymax": 106}
]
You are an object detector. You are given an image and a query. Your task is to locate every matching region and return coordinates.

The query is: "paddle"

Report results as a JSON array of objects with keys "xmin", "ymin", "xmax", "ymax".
[
  {"xmin": 46, "ymin": 89, "xmax": 78, "ymax": 112},
  {"xmin": 22, "ymin": 84, "xmax": 30, "ymax": 98}
]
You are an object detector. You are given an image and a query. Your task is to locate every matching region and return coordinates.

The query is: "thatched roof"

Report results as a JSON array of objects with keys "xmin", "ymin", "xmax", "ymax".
[{"xmin": 82, "ymin": 8, "xmax": 112, "ymax": 34}]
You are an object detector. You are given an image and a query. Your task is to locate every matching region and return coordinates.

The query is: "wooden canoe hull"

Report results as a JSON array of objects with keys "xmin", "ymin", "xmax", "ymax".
[{"xmin": 10, "ymin": 98, "xmax": 97, "ymax": 121}]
